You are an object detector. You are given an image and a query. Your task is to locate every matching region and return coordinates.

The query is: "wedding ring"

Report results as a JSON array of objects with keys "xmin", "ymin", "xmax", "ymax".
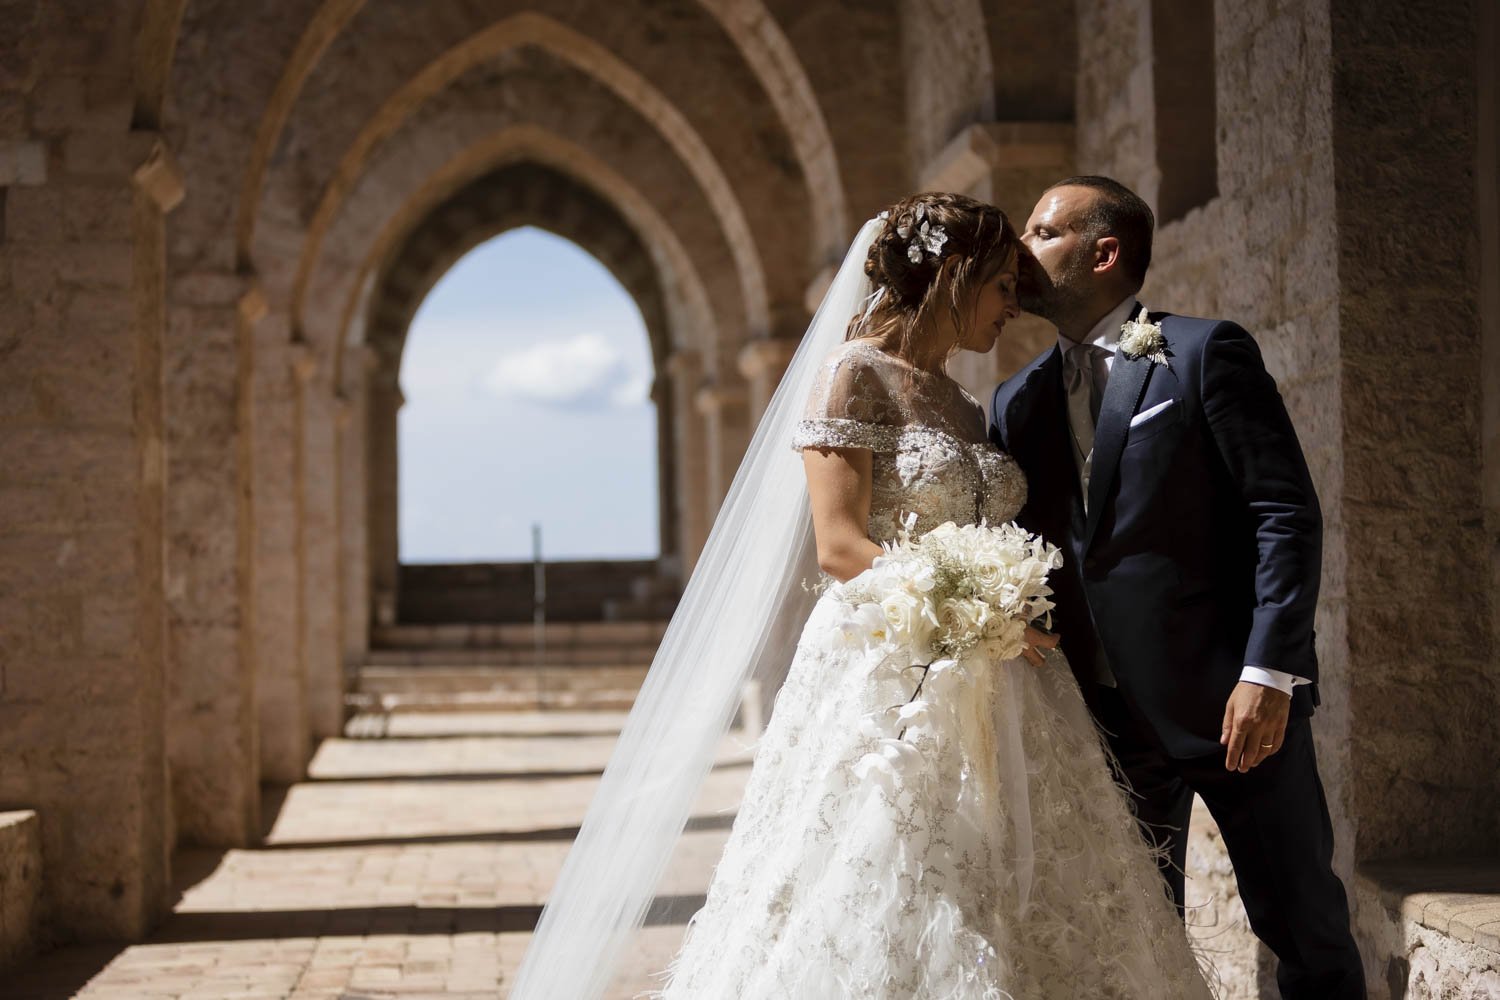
[{"xmin": 1259, "ymin": 742, "xmax": 1275, "ymax": 748}]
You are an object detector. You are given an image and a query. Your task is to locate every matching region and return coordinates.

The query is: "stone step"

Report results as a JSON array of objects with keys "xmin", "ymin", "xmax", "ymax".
[
  {"xmin": 364, "ymin": 647, "xmax": 657, "ymax": 668},
  {"xmin": 371, "ymin": 620, "xmax": 670, "ymax": 650},
  {"xmin": 348, "ymin": 688, "xmax": 642, "ymax": 714},
  {"xmin": 356, "ymin": 665, "xmax": 649, "ymax": 697},
  {"xmin": 351, "ymin": 662, "xmax": 649, "ymax": 713}
]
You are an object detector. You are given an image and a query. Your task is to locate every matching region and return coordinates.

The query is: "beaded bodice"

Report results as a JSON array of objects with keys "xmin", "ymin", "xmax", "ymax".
[{"xmin": 790, "ymin": 340, "xmax": 1027, "ymax": 543}]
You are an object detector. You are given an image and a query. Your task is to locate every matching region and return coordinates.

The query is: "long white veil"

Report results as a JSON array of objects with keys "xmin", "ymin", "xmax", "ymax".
[{"xmin": 510, "ymin": 218, "xmax": 885, "ymax": 999}]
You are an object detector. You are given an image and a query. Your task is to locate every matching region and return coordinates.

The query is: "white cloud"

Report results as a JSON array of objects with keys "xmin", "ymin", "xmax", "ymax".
[{"xmin": 482, "ymin": 333, "xmax": 645, "ymax": 409}]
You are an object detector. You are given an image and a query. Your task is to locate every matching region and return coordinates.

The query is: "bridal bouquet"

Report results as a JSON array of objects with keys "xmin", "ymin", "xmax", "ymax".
[
  {"xmin": 829, "ymin": 518, "xmax": 1063, "ymax": 790},
  {"xmin": 833, "ymin": 517, "xmax": 1063, "ymax": 667}
]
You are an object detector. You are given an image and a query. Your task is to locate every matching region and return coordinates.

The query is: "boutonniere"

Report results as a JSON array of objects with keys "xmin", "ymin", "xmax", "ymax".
[{"xmin": 1119, "ymin": 307, "xmax": 1170, "ymax": 369}]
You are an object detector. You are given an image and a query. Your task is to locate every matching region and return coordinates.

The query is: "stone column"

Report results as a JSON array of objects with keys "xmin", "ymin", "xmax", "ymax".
[
  {"xmin": 665, "ymin": 350, "xmax": 709, "ymax": 573},
  {"xmin": 736, "ymin": 338, "xmax": 802, "ymax": 428},
  {"xmin": 695, "ymin": 376, "xmax": 751, "ymax": 523},
  {"xmin": 162, "ymin": 267, "xmax": 261, "ymax": 847},
  {"xmin": 651, "ymin": 374, "xmax": 680, "ymax": 576},
  {"xmin": 366, "ymin": 355, "xmax": 402, "ymax": 630},
  {"xmin": 293, "ymin": 346, "xmax": 345, "ymax": 741},
  {"xmin": 0, "ymin": 126, "xmax": 181, "ymax": 937},
  {"xmin": 254, "ymin": 317, "xmax": 308, "ymax": 785},
  {"xmin": 338, "ymin": 357, "xmax": 371, "ymax": 682},
  {"xmin": 920, "ymin": 121, "xmax": 1075, "ymax": 387}
]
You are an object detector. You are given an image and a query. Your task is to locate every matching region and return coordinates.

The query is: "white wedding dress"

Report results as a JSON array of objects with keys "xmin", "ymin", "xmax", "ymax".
[{"xmin": 655, "ymin": 340, "xmax": 1212, "ymax": 999}]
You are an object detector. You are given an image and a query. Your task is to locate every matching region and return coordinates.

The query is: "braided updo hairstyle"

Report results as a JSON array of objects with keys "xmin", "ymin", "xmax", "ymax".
[{"xmin": 848, "ymin": 192, "xmax": 1022, "ymax": 366}]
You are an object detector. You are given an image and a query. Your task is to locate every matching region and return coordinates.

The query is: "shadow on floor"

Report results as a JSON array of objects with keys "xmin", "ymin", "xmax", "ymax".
[
  {"xmin": 4, "ymin": 893, "xmax": 708, "ymax": 999},
  {"xmin": 303, "ymin": 757, "xmax": 752, "ymax": 784},
  {"xmin": 255, "ymin": 811, "xmax": 736, "ymax": 852},
  {"xmin": 344, "ymin": 728, "xmax": 625, "ymax": 741}
]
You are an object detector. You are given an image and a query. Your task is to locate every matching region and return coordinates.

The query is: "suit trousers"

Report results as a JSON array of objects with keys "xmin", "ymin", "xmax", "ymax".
[{"xmin": 1088, "ymin": 683, "xmax": 1366, "ymax": 1000}]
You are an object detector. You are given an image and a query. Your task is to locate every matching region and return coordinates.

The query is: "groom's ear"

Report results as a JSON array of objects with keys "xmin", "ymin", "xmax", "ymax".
[{"xmin": 1092, "ymin": 235, "xmax": 1122, "ymax": 277}]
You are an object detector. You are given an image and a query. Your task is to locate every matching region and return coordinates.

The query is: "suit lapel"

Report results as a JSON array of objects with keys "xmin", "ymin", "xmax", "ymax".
[
  {"xmin": 1009, "ymin": 348, "xmax": 1072, "ymax": 483},
  {"xmin": 1083, "ymin": 350, "xmax": 1154, "ymax": 550}
]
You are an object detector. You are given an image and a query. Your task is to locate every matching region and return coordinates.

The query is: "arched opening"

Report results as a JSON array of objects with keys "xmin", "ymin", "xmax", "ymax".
[
  {"xmin": 391, "ymin": 226, "xmax": 668, "ymax": 624},
  {"xmin": 398, "ymin": 227, "xmax": 659, "ymax": 563}
]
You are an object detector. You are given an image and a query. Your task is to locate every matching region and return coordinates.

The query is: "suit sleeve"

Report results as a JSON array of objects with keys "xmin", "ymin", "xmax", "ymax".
[
  {"xmin": 1200, "ymin": 322, "xmax": 1323, "ymax": 680},
  {"xmin": 988, "ymin": 383, "xmax": 1011, "ymax": 452}
]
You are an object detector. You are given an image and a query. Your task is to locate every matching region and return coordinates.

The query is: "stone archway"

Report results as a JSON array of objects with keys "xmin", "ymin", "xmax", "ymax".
[{"xmin": 361, "ymin": 162, "xmax": 680, "ymax": 628}]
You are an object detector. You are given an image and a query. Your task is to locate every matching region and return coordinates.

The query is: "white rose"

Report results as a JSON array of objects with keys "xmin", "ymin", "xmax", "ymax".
[
  {"xmin": 935, "ymin": 596, "xmax": 991, "ymax": 647},
  {"xmin": 879, "ymin": 589, "xmax": 934, "ymax": 645},
  {"xmin": 980, "ymin": 615, "xmax": 1029, "ymax": 662}
]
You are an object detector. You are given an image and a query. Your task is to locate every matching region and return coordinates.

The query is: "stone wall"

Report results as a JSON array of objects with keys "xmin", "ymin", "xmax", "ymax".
[
  {"xmin": 0, "ymin": 0, "xmax": 176, "ymax": 941},
  {"xmin": 1330, "ymin": 0, "xmax": 1496, "ymax": 861},
  {"xmin": 1075, "ymin": 0, "xmax": 1499, "ymax": 993}
]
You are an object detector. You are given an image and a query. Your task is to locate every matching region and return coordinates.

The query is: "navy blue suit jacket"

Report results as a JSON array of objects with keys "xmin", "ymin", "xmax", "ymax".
[{"xmin": 990, "ymin": 312, "xmax": 1322, "ymax": 758}]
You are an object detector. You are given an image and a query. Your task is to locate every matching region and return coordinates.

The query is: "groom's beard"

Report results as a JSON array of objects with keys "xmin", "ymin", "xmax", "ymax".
[
  {"xmin": 1020, "ymin": 245, "xmax": 1095, "ymax": 331},
  {"xmin": 1020, "ymin": 277, "xmax": 1088, "ymax": 329}
]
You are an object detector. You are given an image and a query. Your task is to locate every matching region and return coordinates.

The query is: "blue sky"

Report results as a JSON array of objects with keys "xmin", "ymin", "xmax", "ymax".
[{"xmin": 398, "ymin": 227, "xmax": 660, "ymax": 563}]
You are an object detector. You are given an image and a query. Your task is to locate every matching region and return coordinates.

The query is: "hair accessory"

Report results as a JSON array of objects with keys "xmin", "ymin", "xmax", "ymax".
[{"xmin": 894, "ymin": 202, "xmax": 949, "ymax": 265}]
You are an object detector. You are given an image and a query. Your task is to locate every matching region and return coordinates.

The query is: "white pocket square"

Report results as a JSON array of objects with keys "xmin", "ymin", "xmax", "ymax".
[{"xmin": 1129, "ymin": 400, "xmax": 1177, "ymax": 427}]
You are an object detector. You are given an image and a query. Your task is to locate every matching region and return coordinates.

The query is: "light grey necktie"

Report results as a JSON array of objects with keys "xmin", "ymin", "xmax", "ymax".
[
  {"xmin": 1064, "ymin": 343, "xmax": 1118, "ymax": 686},
  {"xmin": 1064, "ymin": 343, "xmax": 1104, "ymax": 475}
]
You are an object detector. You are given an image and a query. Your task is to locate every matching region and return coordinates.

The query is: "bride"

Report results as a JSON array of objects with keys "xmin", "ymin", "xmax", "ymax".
[{"xmin": 511, "ymin": 195, "xmax": 1212, "ymax": 999}]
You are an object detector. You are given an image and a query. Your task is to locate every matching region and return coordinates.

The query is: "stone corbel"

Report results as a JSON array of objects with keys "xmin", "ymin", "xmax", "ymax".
[
  {"xmin": 737, "ymin": 338, "xmax": 802, "ymax": 423},
  {"xmin": 803, "ymin": 266, "xmax": 837, "ymax": 317},
  {"xmin": 694, "ymin": 381, "xmax": 749, "ymax": 417},
  {"xmin": 919, "ymin": 122, "xmax": 1075, "ymax": 195},
  {"xmin": 289, "ymin": 339, "xmax": 319, "ymax": 384},
  {"xmin": 238, "ymin": 281, "xmax": 268, "ymax": 326},
  {"xmin": 663, "ymin": 349, "xmax": 703, "ymax": 381},
  {"xmin": 129, "ymin": 132, "xmax": 185, "ymax": 213},
  {"xmin": 334, "ymin": 393, "xmax": 354, "ymax": 431},
  {"xmin": 736, "ymin": 338, "xmax": 801, "ymax": 383}
]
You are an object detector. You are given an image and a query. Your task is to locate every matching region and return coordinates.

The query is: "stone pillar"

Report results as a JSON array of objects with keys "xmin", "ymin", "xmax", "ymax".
[
  {"xmin": 920, "ymin": 121, "xmax": 1075, "ymax": 387},
  {"xmin": 338, "ymin": 359, "xmax": 371, "ymax": 681},
  {"xmin": 694, "ymin": 376, "xmax": 751, "ymax": 523},
  {"xmin": 0, "ymin": 127, "xmax": 180, "ymax": 937},
  {"xmin": 651, "ymin": 374, "xmax": 680, "ymax": 576},
  {"xmin": 293, "ymin": 346, "xmax": 345, "ymax": 741},
  {"xmin": 366, "ymin": 354, "xmax": 402, "ymax": 629},
  {"xmin": 162, "ymin": 268, "xmax": 261, "ymax": 847},
  {"xmin": 254, "ymin": 318, "xmax": 307, "ymax": 785},
  {"xmin": 665, "ymin": 350, "xmax": 709, "ymax": 573},
  {"xmin": 736, "ymin": 338, "xmax": 802, "ymax": 428}
]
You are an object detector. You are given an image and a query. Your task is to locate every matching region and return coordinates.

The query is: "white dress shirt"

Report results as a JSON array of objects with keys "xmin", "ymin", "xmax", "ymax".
[{"xmin": 1058, "ymin": 297, "xmax": 1311, "ymax": 698}]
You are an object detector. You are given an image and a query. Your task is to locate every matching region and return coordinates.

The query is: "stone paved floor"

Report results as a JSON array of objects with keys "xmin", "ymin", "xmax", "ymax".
[{"xmin": 8, "ymin": 712, "xmax": 752, "ymax": 999}]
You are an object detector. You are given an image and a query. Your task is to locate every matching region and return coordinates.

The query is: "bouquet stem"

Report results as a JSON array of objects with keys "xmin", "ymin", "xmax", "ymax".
[{"xmin": 896, "ymin": 663, "xmax": 932, "ymax": 741}]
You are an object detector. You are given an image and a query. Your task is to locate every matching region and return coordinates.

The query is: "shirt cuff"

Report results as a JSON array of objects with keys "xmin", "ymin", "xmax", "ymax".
[{"xmin": 1240, "ymin": 665, "xmax": 1311, "ymax": 696}]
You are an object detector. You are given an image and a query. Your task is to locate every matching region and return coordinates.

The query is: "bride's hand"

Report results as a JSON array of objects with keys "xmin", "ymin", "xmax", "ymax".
[{"xmin": 1021, "ymin": 625, "xmax": 1060, "ymax": 667}]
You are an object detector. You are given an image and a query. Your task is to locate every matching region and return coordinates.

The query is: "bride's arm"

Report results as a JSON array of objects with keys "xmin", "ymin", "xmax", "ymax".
[{"xmin": 802, "ymin": 446, "xmax": 883, "ymax": 582}]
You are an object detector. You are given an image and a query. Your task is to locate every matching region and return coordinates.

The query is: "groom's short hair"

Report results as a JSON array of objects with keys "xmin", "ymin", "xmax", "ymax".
[{"xmin": 1048, "ymin": 175, "xmax": 1155, "ymax": 290}]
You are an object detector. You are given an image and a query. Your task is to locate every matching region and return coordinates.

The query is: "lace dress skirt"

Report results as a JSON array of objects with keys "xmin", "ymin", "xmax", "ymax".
[{"xmin": 655, "ymin": 592, "xmax": 1213, "ymax": 999}]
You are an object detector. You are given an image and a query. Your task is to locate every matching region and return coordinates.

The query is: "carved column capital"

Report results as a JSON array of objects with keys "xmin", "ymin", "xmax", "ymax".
[
  {"xmin": 694, "ymin": 381, "xmax": 749, "ymax": 415},
  {"xmin": 130, "ymin": 132, "xmax": 185, "ymax": 213},
  {"xmin": 289, "ymin": 339, "xmax": 319, "ymax": 383},
  {"xmin": 664, "ymin": 349, "xmax": 703, "ymax": 380},
  {"xmin": 238, "ymin": 281, "xmax": 268, "ymax": 325},
  {"xmin": 736, "ymin": 338, "xmax": 801, "ymax": 382}
]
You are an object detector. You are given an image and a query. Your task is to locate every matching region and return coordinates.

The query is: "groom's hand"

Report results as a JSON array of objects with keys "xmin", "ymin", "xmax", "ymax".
[{"xmin": 1220, "ymin": 681, "xmax": 1292, "ymax": 772}]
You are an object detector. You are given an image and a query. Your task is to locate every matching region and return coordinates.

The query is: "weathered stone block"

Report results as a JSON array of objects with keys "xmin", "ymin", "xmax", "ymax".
[
  {"xmin": 0, "ymin": 810, "xmax": 41, "ymax": 974},
  {"xmin": 3, "ymin": 186, "xmax": 64, "ymax": 244},
  {"xmin": 0, "ymin": 140, "xmax": 46, "ymax": 185}
]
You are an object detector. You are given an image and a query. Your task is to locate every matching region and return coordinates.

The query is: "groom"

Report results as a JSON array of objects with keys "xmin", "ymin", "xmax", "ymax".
[{"xmin": 990, "ymin": 176, "xmax": 1364, "ymax": 998}]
